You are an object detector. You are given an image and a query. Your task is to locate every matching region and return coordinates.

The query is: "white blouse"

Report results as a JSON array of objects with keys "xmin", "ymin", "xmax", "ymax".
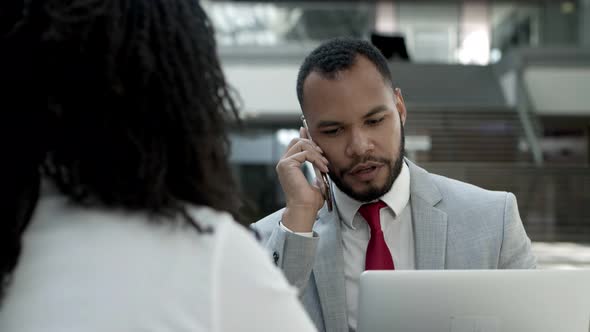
[{"xmin": 0, "ymin": 187, "xmax": 316, "ymax": 332}]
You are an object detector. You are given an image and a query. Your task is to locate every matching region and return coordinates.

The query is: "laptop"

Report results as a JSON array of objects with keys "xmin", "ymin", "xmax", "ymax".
[{"xmin": 357, "ymin": 269, "xmax": 590, "ymax": 332}]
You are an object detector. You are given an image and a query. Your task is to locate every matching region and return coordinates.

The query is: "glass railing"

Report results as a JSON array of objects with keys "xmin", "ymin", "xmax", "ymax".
[
  {"xmin": 204, "ymin": 1, "xmax": 587, "ymax": 65},
  {"xmin": 202, "ymin": 1, "xmax": 375, "ymax": 48}
]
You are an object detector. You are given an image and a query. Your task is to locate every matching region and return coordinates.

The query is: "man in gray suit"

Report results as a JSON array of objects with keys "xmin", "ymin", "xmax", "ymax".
[{"xmin": 251, "ymin": 38, "xmax": 536, "ymax": 332}]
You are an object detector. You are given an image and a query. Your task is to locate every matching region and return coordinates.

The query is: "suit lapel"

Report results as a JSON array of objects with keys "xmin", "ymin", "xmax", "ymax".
[
  {"xmin": 406, "ymin": 160, "xmax": 448, "ymax": 270},
  {"xmin": 308, "ymin": 160, "xmax": 448, "ymax": 331},
  {"xmin": 312, "ymin": 205, "xmax": 348, "ymax": 332}
]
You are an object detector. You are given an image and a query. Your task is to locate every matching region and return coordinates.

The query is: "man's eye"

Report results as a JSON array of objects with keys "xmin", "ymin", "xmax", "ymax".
[
  {"xmin": 321, "ymin": 128, "xmax": 342, "ymax": 136},
  {"xmin": 367, "ymin": 117, "xmax": 385, "ymax": 126}
]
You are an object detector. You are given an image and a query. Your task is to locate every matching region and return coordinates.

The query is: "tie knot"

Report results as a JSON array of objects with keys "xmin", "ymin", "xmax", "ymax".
[{"xmin": 358, "ymin": 200, "xmax": 387, "ymax": 231}]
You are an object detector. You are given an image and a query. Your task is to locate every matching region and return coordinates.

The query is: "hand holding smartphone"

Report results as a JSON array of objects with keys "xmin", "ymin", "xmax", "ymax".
[{"xmin": 301, "ymin": 115, "xmax": 333, "ymax": 212}]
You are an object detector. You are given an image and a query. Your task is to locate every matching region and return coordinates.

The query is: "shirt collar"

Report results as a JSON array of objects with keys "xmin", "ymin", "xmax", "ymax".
[{"xmin": 333, "ymin": 161, "xmax": 410, "ymax": 230}]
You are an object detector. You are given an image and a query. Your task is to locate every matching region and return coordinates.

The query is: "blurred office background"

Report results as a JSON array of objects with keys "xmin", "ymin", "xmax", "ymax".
[{"xmin": 202, "ymin": 0, "xmax": 590, "ymax": 268}]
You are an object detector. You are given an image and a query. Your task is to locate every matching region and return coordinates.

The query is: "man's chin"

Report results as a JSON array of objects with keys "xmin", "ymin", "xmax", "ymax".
[{"xmin": 340, "ymin": 181, "xmax": 390, "ymax": 203}]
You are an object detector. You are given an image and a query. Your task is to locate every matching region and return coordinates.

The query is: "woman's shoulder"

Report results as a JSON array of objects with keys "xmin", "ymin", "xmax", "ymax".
[
  {"xmin": 185, "ymin": 205, "xmax": 260, "ymax": 256},
  {"xmin": 192, "ymin": 207, "xmax": 285, "ymax": 288},
  {"xmin": 184, "ymin": 205, "xmax": 235, "ymax": 231}
]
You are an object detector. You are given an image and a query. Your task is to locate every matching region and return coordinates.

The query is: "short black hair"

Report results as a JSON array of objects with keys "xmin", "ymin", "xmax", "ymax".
[{"xmin": 296, "ymin": 37, "xmax": 393, "ymax": 106}]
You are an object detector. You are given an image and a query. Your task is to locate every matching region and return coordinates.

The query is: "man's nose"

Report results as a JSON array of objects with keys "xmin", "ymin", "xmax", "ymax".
[{"xmin": 345, "ymin": 128, "xmax": 374, "ymax": 158}]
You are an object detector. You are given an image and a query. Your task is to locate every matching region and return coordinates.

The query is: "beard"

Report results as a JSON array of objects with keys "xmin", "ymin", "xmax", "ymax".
[{"xmin": 329, "ymin": 124, "xmax": 405, "ymax": 203}]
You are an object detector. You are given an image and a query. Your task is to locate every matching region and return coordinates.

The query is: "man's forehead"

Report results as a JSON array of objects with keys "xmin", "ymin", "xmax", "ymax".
[
  {"xmin": 303, "ymin": 69, "xmax": 344, "ymax": 90},
  {"xmin": 302, "ymin": 58, "xmax": 392, "ymax": 94},
  {"xmin": 304, "ymin": 103, "xmax": 394, "ymax": 125}
]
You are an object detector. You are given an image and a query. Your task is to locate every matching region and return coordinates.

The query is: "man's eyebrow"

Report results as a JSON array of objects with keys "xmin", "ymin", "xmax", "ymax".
[
  {"xmin": 316, "ymin": 105, "xmax": 391, "ymax": 129},
  {"xmin": 364, "ymin": 105, "xmax": 389, "ymax": 118},
  {"xmin": 317, "ymin": 120, "xmax": 342, "ymax": 129}
]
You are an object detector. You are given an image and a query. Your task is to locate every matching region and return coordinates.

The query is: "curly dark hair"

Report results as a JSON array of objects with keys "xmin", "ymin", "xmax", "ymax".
[
  {"xmin": 0, "ymin": 0, "xmax": 241, "ymax": 300},
  {"xmin": 296, "ymin": 37, "xmax": 393, "ymax": 106}
]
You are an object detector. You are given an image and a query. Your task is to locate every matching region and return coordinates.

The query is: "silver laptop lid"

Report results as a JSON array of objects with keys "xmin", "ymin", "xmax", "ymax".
[{"xmin": 357, "ymin": 269, "xmax": 590, "ymax": 332}]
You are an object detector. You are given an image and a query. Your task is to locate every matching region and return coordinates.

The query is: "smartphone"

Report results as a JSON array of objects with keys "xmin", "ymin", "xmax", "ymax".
[{"xmin": 301, "ymin": 115, "xmax": 333, "ymax": 212}]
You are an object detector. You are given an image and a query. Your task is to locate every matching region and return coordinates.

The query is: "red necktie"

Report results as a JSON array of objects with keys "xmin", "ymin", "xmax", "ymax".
[{"xmin": 358, "ymin": 200, "xmax": 395, "ymax": 270}]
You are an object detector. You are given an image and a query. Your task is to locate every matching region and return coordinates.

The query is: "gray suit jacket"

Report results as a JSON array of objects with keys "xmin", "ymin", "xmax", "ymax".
[{"xmin": 251, "ymin": 160, "xmax": 536, "ymax": 332}]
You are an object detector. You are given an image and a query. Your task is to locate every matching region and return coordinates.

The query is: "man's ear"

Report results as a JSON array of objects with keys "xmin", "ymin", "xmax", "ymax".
[{"xmin": 394, "ymin": 87, "xmax": 407, "ymax": 125}]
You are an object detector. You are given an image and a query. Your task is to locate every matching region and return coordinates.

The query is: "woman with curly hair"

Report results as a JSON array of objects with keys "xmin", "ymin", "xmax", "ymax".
[{"xmin": 0, "ymin": 1, "xmax": 315, "ymax": 331}]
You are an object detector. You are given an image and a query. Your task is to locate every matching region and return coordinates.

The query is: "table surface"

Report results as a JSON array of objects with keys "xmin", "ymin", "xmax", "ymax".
[{"xmin": 532, "ymin": 241, "xmax": 590, "ymax": 269}]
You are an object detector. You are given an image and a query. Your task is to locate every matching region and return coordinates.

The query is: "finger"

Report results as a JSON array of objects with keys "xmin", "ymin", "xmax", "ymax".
[
  {"xmin": 300, "ymin": 126, "xmax": 308, "ymax": 139},
  {"xmin": 312, "ymin": 160, "xmax": 330, "ymax": 174},
  {"xmin": 285, "ymin": 137, "xmax": 300, "ymax": 151},
  {"xmin": 284, "ymin": 137, "xmax": 313, "ymax": 154},
  {"xmin": 284, "ymin": 150, "xmax": 329, "ymax": 173},
  {"xmin": 283, "ymin": 138, "xmax": 324, "ymax": 158},
  {"xmin": 300, "ymin": 125, "xmax": 323, "ymax": 153},
  {"xmin": 298, "ymin": 151, "xmax": 330, "ymax": 173}
]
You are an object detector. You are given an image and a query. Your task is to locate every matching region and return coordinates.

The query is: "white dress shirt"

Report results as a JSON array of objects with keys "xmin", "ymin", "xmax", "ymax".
[
  {"xmin": 281, "ymin": 162, "xmax": 414, "ymax": 331},
  {"xmin": 0, "ymin": 183, "xmax": 317, "ymax": 332},
  {"xmin": 334, "ymin": 162, "xmax": 414, "ymax": 331}
]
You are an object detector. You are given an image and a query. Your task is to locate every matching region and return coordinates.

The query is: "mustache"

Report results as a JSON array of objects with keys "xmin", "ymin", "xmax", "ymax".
[{"xmin": 337, "ymin": 156, "xmax": 391, "ymax": 175}]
